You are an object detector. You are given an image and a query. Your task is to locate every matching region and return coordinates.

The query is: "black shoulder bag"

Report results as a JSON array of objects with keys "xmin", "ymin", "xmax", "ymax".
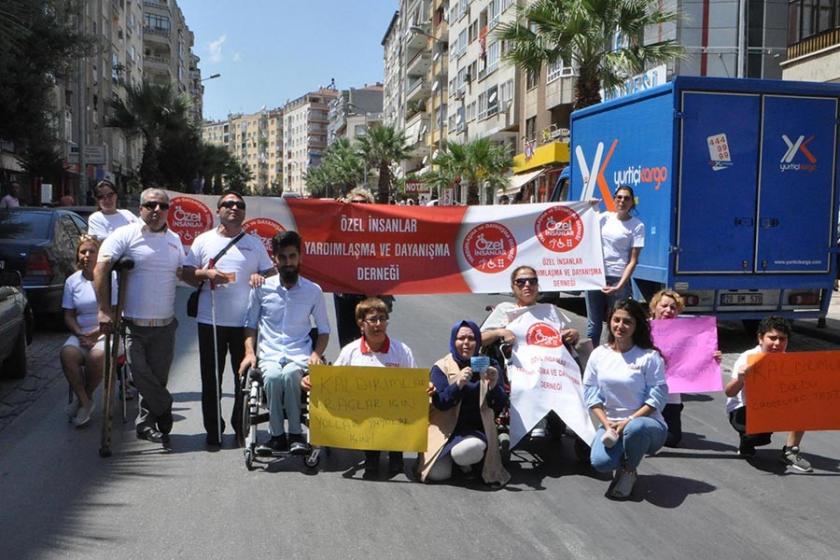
[{"xmin": 186, "ymin": 232, "xmax": 246, "ymax": 317}]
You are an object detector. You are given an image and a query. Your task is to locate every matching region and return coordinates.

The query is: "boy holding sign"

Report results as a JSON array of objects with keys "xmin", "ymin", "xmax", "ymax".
[{"xmin": 724, "ymin": 316, "xmax": 812, "ymax": 473}]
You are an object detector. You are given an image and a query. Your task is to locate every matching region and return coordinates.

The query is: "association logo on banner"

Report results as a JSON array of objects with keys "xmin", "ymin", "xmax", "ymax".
[
  {"xmin": 534, "ymin": 205, "xmax": 584, "ymax": 253},
  {"xmin": 167, "ymin": 197, "xmax": 213, "ymax": 246},
  {"xmin": 462, "ymin": 222, "xmax": 517, "ymax": 274},
  {"xmin": 243, "ymin": 217, "xmax": 285, "ymax": 256},
  {"xmin": 525, "ymin": 322, "xmax": 562, "ymax": 347}
]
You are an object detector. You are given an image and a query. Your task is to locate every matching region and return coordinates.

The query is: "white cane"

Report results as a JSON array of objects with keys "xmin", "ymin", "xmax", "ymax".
[{"xmin": 210, "ymin": 275, "xmax": 222, "ymax": 445}]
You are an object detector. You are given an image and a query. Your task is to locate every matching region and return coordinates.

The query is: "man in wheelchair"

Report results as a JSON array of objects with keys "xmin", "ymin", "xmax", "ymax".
[{"xmin": 239, "ymin": 231, "xmax": 330, "ymax": 454}]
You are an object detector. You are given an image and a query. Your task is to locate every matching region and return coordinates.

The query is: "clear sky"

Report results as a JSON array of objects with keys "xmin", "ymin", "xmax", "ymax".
[{"xmin": 178, "ymin": 0, "xmax": 398, "ymax": 121}]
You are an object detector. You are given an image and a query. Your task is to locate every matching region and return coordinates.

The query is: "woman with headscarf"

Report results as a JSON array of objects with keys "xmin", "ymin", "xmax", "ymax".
[{"xmin": 418, "ymin": 320, "xmax": 510, "ymax": 486}]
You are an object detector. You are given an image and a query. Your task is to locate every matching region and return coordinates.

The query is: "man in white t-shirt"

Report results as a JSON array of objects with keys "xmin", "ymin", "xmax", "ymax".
[
  {"xmin": 239, "ymin": 231, "xmax": 330, "ymax": 455},
  {"xmin": 95, "ymin": 188, "xmax": 184, "ymax": 446},
  {"xmin": 183, "ymin": 190, "xmax": 276, "ymax": 447},
  {"xmin": 725, "ymin": 316, "xmax": 812, "ymax": 473}
]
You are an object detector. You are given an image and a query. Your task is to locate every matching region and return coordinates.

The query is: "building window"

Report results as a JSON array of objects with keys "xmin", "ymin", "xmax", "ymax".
[
  {"xmin": 143, "ymin": 13, "xmax": 170, "ymax": 32},
  {"xmin": 486, "ymin": 40, "xmax": 501, "ymax": 72},
  {"xmin": 489, "ymin": 0, "xmax": 501, "ymax": 29},
  {"xmin": 469, "ymin": 19, "xmax": 478, "ymax": 43},
  {"xmin": 526, "ymin": 67, "xmax": 539, "ymax": 90},
  {"xmin": 788, "ymin": 0, "xmax": 840, "ymax": 44},
  {"xmin": 525, "ymin": 117, "xmax": 537, "ymax": 142},
  {"xmin": 466, "ymin": 101, "xmax": 476, "ymax": 121}
]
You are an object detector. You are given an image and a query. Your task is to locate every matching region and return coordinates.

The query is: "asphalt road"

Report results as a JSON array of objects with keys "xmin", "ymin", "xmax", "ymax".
[{"xmin": 1, "ymin": 289, "xmax": 838, "ymax": 560}]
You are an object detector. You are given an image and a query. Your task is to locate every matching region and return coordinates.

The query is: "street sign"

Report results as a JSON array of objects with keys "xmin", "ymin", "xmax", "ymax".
[{"xmin": 67, "ymin": 144, "xmax": 107, "ymax": 165}]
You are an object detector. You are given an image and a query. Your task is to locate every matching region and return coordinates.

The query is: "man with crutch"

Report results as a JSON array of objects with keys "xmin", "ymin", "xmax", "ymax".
[
  {"xmin": 183, "ymin": 190, "xmax": 275, "ymax": 448},
  {"xmin": 95, "ymin": 188, "xmax": 185, "ymax": 448}
]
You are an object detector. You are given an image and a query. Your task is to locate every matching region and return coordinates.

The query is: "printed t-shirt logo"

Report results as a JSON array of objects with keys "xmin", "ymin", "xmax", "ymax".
[{"xmin": 526, "ymin": 322, "xmax": 562, "ymax": 347}]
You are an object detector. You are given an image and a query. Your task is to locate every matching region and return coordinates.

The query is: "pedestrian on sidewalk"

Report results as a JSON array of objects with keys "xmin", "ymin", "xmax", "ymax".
[
  {"xmin": 183, "ymin": 190, "xmax": 275, "ymax": 448},
  {"xmin": 61, "ymin": 235, "xmax": 108, "ymax": 427},
  {"xmin": 239, "ymin": 231, "xmax": 330, "ymax": 455},
  {"xmin": 94, "ymin": 188, "xmax": 184, "ymax": 446},
  {"xmin": 725, "ymin": 316, "xmax": 813, "ymax": 473},
  {"xmin": 584, "ymin": 298, "xmax": 668, "ymax": 500}
]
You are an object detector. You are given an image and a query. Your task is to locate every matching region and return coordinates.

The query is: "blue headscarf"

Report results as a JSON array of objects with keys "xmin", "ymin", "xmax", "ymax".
[{"xmin": 449, "ymin": 320, "xmax": 482, "ymax": 369}]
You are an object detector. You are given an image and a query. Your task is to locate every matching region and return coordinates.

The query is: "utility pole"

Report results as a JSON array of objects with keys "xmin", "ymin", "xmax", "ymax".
[{"xmin": 77, "ymin": 0, "xmax": 87, "ymax": 204}]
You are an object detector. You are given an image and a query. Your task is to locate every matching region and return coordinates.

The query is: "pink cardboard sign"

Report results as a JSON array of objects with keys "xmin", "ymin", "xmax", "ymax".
[{"xmin": 651, "ymin": 317, "xmax": 722, "ymax": 394}]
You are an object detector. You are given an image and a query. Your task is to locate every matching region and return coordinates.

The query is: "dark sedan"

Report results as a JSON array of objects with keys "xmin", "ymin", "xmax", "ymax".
[
  {"xmin": 0, "ymin": 208, "xmax": 88, "ymax": 318},
  {"xmin": 0, "ymin": 271, "xmax": 33, "ymax": 379}
]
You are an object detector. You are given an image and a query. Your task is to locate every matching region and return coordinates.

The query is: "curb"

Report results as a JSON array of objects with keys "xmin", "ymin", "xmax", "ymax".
[{"xmin": 792, "ymin": 322, "xmax": 840, "ymax": 345}]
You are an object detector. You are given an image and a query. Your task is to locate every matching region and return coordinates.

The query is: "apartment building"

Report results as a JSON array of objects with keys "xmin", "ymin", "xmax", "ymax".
[
  {"xmin": 428, "ymin": 0, "xmax": 449, "ymax": 166},
  {"xmin": 327, "ymin": 84, "xmax": 384, "ymax": 145},
  {"xmin": 400, "ymin": 0, "xmax": 434, "ymax": 174},
  {"xmin": 201, "ymin": 108, "xmax": 284, "ymax": 194},
  {"xmin": 781, "ymin": 0, "xmax": 840, "ymax": 83},
  {"xmin": 382, "ymin": 11, "xmax": 403, "ymax": 130},
  {"xmin": 282, "ymin": 87, "xmax": 340, "ymax": 195},
  {"xmin": 446, "ymin": 0, "xmax": 519, "ymax": 202}
]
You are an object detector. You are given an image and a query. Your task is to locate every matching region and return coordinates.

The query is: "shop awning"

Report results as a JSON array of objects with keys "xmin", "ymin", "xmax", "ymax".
[{"xmin": 498, "ymin": 168, "xmax": 545, "ymax": 196}]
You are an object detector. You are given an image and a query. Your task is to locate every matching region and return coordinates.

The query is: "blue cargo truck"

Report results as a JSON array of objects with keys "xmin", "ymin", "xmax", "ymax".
[{"xmin": 568, "ymin": 76, "xmax": 840, "ymax": 324}]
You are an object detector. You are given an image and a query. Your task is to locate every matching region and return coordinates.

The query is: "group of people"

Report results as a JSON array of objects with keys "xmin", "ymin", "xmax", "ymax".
[{"xmin": 58, "ymin": 182, "xmax": 815, "ymax": 498}]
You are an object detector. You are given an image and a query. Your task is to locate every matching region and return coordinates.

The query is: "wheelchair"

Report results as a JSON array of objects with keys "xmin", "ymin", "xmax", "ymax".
[{"xmin": 240, "ymin": 365, "xmax": 322, "ymax": 471}]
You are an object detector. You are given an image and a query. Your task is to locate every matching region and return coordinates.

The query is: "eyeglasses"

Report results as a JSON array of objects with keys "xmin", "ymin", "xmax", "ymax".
[
  {"xmin": 363, "ymin": 316, "xmax": 389, "ymax": 325},
  {"xmin": 141, "ymin": 201, "xmax": 170, "ymax": 211},
  {"xmin": 96, "ymin": 192, "xmax": 116, "ymax": 200},
  {"xmin": 514, "ymin": 277, "xmax": 539, "ymax": 287},
  {"xmin": 614, "ymin": 195, "xmax": 632, "ymax": 201},
  {"xmin": 219, "ymin": 200, "xmax": 246, "ymax": 210}
]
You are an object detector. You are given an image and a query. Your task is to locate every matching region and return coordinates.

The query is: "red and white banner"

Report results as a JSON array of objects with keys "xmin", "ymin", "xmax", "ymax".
[
  {"xmin": 505, "ymin": 306, "xmax": 596, "ymax": 448},
  {"xmin": 165, "ymin": 192, "xmax": 605, "ymax": 295}
]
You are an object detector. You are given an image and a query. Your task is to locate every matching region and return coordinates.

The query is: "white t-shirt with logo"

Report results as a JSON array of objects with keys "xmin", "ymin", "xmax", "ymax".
[
  {"xmin": 185, "ymin": 228, "xmax": 274, "ymax": 327},
  {"xmin": 98, "ymin": 223, "xmax": 185, "ymax": 320},
  {"xmin": 599, "ymin": 212, "xmax": 645, "ymax": 277},
  {"xmin": 334, "ymin": 336, "xmax": 416, "ymax": 369},
  {"xmin": 481, "ymin": 301, "xmax": 573, "ymax": 332},
  {"xmin": 87, "ymin": 209, "xmax": 139, "ymax": 240},
  {"xmin": 62, "ymin": 271, "xmax": 100, "ymax": 334},
  {"xmin": 725, "ymin": 345, "xmax": 762, "ymax": 413}
]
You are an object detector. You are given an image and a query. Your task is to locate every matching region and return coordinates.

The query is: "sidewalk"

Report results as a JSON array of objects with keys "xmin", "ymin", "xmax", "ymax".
[
  {"xmin": 0, "ymin": 331, "xmax": 66, "ymax": 433},
  {"xmin": 792, "ymin": 289, "xmax": 840, "ymax": 344}
]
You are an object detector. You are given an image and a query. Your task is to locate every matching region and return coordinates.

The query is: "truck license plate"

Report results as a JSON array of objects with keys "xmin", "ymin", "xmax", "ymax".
[{"xmin": 721, "ymin": 293, "xmax": 763, "ymax": 306}]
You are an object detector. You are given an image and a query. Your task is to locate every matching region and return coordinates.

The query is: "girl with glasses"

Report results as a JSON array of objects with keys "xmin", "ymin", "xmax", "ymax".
[
  {"xmin": 585, "ymin": 185, "xmax": 645, "ymax": 345},
  {"xmin": 87, "ymin": 180, "xmax": 138, "ymax": 241}
]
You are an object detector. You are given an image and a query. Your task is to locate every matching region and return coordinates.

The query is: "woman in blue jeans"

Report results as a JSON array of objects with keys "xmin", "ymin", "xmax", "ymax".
[
  {"xmin": 586, "ymin": 185, "xmax": 645, "ymax": 344},
  {"xmin": 583, "ymin": 298, "xmax": 668, "ymax": 499}
]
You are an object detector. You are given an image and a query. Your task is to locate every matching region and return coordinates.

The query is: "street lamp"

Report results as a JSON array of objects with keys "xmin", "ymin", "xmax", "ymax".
[{"xmin": 202, "ymin": 73, "xmax": 221, "ymax": 81}]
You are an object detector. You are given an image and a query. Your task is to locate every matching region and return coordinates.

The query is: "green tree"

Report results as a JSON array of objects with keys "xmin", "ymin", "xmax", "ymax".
[
  {"xmin": 0, "ymin": 0, "xmax": 91, "ymax": 183},
  {"xmin": 497, "ymin": 0, "xmax": 682, "ymax": 108},
  {"xmin": 106, "ymin": 82, "xmax": 191, "ymax": 186},
  {"xmin": 427, "ymin": 139, "xmax": 512, "ymax": 205},
  {"xmin": 304, "ymin": 138, "xmax": 366, "ymax": 198},
  {"xmin": 356, "ymin": 125, "xmax": 410, "ymax": 204}
]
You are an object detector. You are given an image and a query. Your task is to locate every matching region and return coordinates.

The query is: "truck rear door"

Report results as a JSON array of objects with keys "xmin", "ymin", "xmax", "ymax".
[
  {"xmin": 675, "ymin": 92, "xmax": 761, "ymax": 274},
  {"xmin": 755, "ymin": 95, "xmax": 838, "ymax": 274}
]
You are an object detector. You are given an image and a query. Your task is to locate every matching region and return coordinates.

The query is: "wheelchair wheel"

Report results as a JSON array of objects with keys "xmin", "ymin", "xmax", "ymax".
[
  {"xmin": 244, "ymin": 448, "xmax": 255, "ymax": 471},
  {"xmin": 304, "ymin": 448, "xmax": 320, "ymax": 471}
]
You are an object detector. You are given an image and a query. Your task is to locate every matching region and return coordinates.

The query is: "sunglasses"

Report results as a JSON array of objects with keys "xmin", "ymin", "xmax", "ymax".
[
  {"xmin": 95, "ymin": 192, "xmax": 116, "ymax": 200},
  {"xmin": 141, "ymin": 201, "xmax": 170, "ymax": 211},
  {"xmin": 219, "ymin": 200, "xmax": 246, "ymax": 210},
  {"xmin": 514, "ymin": 277, "xmax": 539, "ymax": 287}
]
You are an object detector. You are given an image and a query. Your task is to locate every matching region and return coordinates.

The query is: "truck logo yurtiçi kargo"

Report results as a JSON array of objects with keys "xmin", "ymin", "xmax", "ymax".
[
  {"xmin": 780, "ymin": 134, "xmax": 817, "ymax": 173},
  {"xmin": 574, "ymin": 140, "xmax": 669, "ymax": 208}
]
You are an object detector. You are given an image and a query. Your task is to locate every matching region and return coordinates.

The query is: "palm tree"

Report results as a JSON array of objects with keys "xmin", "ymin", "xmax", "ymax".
[
  {"xmin": 427, "ymin": 139, "xmax": 512, "ymax": 205},
  {"xmin": 304, "ymin": 138, "xmax": 366, "ymax": 198},
  {"xmin": 497, "ymin": 0, "xmax": 683, "ymax": 109},
  {"xmin": 107, "ymin": 82, "xmax": 191, "ymax": 186},
  {"xmin": 356, "ymin": 125, "xmax": 411, "ymax": 203}
]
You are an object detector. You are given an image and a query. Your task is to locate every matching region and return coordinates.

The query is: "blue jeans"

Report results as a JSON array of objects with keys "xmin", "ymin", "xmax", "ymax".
[
  {"xmin": 585, "ymin": 276, "xmax": 631, "ymax": 345},
  {"xmin": 590, "ymin": 417, "xmax": 667, "ymax": 472},
  {"xmin": 261, "ymin": 360, "xmax": 305, "ymax": 436}
]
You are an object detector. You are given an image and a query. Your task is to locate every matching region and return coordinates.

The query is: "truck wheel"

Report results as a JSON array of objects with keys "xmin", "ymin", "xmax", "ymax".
[{"xmin": 1, "ymin": 328, "xmax": 27, "ymax": 380}]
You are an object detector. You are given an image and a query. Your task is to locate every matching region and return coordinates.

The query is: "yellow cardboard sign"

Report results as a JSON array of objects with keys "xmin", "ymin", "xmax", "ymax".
[{"xmin": 308, "ymin": 365, "xmax": 429, "ymax": 452}]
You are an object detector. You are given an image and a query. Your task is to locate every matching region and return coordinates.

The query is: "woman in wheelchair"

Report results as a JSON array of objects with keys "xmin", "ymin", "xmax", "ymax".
[
  {"xmin": 418, "ymin": 320, "xmax": 510, "ymax": 486},
  {"xmin": 480, "ymin": 265, "xmax": 580, "ymax": 441},
  {"xmin": 61, "ymin": 235, "xmax": 107, "ymax": 427},
  {"xmin": 301, "ymin": 297, "xmax": 416, "ymax": 478}
]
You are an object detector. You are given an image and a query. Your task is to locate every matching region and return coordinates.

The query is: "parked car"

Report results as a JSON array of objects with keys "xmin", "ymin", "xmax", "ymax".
[
  {"xmin": 0, "ymin": 271, "xmax": 34, "ymax": 379},
  {"xmin": 0, "ymin": 208, "xmax": 88, "ymax": 318},
  {"xmin": 59, "ymin": 205, "xmax": 98, "ymax": 224}
]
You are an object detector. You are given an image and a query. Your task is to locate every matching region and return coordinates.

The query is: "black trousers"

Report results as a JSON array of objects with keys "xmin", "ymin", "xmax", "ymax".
[
  {"xmin": 197, "ymin": 323, "xmax": 245, "ymax": 441},
  {"xmin": 662, "ymin": 403, "xmax": 684, "ymax": 447},
  {"xmin": 728, "ymin": 406, "xmax": 773, "ymax": 447}
]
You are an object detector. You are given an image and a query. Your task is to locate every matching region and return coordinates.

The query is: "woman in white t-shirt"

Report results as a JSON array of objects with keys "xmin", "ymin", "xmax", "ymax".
[
  {"xmin": 586, "ymin": 185, "xmax": 645, "ymax": 345},
  {"xmin": 583, "ymin": 298, "xmax": 668, "ymax": 500},
  {"xmin": 61, "ymin": 235, "xmax": 107, "ymax": 427},
  {"xmin": 86, "ymin": 180, "xmax": 138, "ymax": 240}
]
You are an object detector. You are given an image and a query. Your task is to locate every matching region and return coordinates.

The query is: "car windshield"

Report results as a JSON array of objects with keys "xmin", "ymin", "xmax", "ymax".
[{"xmin": 0, "ymin": 212, "xmax": 52, "ymax": 240}]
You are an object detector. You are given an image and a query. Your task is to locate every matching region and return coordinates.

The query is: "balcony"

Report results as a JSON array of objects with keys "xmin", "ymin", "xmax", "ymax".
[
  {"xmin": 404, "ymin": 112, "xmax": 430, "ymax": 148},
  {"xmin": 145, "ymin": 54, "xmax": 170, "ymax": 68},
  {"xmin": 143, "ymin": 0, "xmax": 170, "ymax": 12},
  {"xmin": 787, "ymin": 28, "xmax": 840, "ymax": 61},
  {"xmin": 404, "ymin": 26, "xmax": 429, "ymax": 54},
  {"xmin": 406, "ymin": 49, "xmax": 432, "ymax": 78},
  {"xmin": 143, "ymin": 26, "xmax": 170, "ymax": 43},
  {"xmin": 405, "ymin": 77, "xmax": 431, "ymax": 103}
]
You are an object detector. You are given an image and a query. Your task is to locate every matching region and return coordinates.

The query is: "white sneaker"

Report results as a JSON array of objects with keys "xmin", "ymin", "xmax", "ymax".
[
  {"xmin": 65, "ymin": 395, "xmax": 80, "ymax": 421},
  {"xmin": 73, "ymin": 401, "xmax": 95, "ymax": 427}
]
